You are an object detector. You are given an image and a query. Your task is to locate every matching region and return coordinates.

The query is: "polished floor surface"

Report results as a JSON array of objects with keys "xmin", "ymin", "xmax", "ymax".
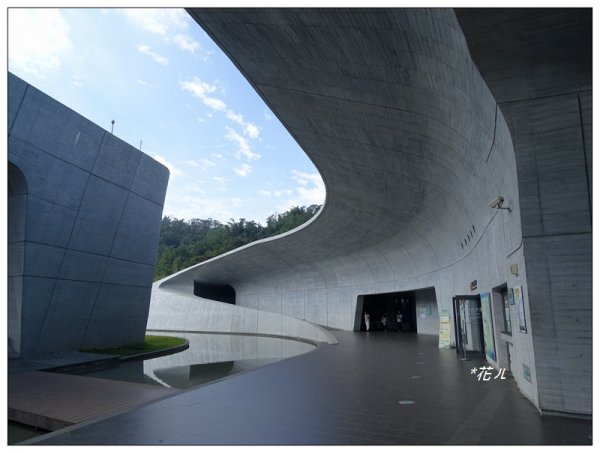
[{"xmin": 30, "ymin": 332, "xmax": 592, "ymax": 445}]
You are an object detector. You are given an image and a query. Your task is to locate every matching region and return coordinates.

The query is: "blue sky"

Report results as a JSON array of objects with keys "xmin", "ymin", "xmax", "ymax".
[{"xmin": 7, "ymin": 8, "xmax": 325, "ymax": 223}]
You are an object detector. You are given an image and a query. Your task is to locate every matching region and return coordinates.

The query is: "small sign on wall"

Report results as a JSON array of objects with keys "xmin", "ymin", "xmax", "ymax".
[
  {"xmin": 470, "ymin": 280, "xmax": 478, "ymax": 291},
  {"xmin": 439, "ymin": 310, "xmax": 451, "ymax": 349},
  {"xmin": 507, "ymin": 288, "xmax": 515, "ymax": 305},
  {"xmin": 523, "ymin": 364, "xmax": 532, "ymax": 382},
  {"xmin": 419, "ymin": 304, "xmax": 432, "ymax": 318},
  {"xmin": 514, "ymin": 286, "xmax": 527, "ymax": 333}
]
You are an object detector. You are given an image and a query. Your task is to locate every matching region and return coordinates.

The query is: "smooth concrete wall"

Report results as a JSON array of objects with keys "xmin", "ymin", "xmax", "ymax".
[
  {"xmin": 147, "ymin": 282, "xmax": 338, "ymax": 345},
  {"xmin": 173, "ymin": 7, "xmax": 526, "ymax": 348},
  {"xmin": 8, "ymin": 72, "xmax": 170, "ymax": 358},
  {"xmin": 152, "ymin": 8, "xmax": 532, "ymax": 399},
  {"xmin": 150, "ymin": 8, "xmax": 590, "ymax": 415},
  {"xmin": 456, "ymin": 8, "xmax": 592, "ymax": 416},
  {"xmin": 504, "ymin": 95, "xmax": 592, "ymax": 415},
  {"xmin": 415, "ymin": 288, "xmax": 439, "ymax": 336}
]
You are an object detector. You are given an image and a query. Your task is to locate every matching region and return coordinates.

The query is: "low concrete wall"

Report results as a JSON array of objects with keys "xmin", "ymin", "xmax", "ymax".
[{"xmin": 148, "ymin": 283, "xmax": 338, "ymax": 345}]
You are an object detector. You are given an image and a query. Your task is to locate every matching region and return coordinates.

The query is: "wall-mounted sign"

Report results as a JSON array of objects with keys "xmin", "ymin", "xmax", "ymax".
[
  {"xmin": 507, "ymin": 288, "xmax": 515, "ymax": 305},
  {"xmin": 470, "ymin": 280, "xmax": 478, "ymax": 291},
  {"xmin": 514, "ymin": 285, "xmax": 527, "ymax": 333},
  {"xmin": 510, "ymin": 263, "xmax": 519, "ymax": 276},
  {"xmin": 419, "ymin": 304, "xmax": 432, "ymax": 318},
  {"xmin": 439, "ymin": 310, "xmax": 451, "ymax": 349},
  {"xmin": 523, "ymin": 364, "xmax": 532, "ymax": 382},
  {"xmin": 480, "ymin": 292, "xmax": 496, "ymax": 362}
]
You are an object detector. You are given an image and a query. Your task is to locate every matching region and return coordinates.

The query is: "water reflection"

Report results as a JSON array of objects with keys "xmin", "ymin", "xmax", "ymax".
[{"xmin": 66, "ymin": 332, "xmax": 316, "ymax": 389}]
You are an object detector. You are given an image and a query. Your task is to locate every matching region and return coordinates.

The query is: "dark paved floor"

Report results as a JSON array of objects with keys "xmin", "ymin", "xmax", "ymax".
[{"xmin": 29, "ymin": 332, "xmax": 592, "ymax": 445}]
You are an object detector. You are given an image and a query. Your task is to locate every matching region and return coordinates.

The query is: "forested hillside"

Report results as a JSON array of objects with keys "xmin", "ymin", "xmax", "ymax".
[{"xmin": 154, "ymin": 205, "xmax": 321, "ymax": 281}]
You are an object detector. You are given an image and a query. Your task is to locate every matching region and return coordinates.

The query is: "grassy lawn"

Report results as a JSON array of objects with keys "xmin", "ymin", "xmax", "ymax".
[{"xmin": 82, "ymin": 335, "xmax": 187, "ymax": 357}]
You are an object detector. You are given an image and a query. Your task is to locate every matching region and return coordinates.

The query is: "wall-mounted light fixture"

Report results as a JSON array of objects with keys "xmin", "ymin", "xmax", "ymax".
[
  {"xmin": 488, "ymin": 195, "xmax": 511, "ymax": 213},
  {"xmin": 510, "ymin": 263, "xmax": 519, "ymax": 276}
]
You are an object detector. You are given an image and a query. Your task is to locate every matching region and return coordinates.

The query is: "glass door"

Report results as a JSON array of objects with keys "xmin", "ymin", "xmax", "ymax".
[
  {"xmin": 501, "ymin": 289, "xmax": 512, "ymax": 335},
  {"xmin": 452, "ymin": 295, "xmax": 485, "ymax": 357}
]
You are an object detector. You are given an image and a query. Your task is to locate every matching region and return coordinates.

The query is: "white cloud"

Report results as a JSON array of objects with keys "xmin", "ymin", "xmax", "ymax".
[
  {"xmin": 226, "ymin": 111, "xmax": 244, "ymax": 124},
  {"xmin": 212, "ymin": 176, "xmax": 227, "ymax": 187},
  {"xmin": 180, "ymin": 78, "xmax": 229, "ymax": 112},
  {"xmin": 180, "ymin": 77, "xmax": 261, "ymax": 139},
  {"xmin": 163, "ymin": 194, "xmax": 234, "ymax": 223},
  {"xmin": 244, "ymin": 123, "xmax": 260, "ymax": 139},
  {"xmin": 138, "ymin": 79, "xmax": 158, "ymax": 88},
  {"xmin": 258, "ymin": 189, "xmax": 293, "ymax": 198},
  {"xmin": 225, "ymin": 127, "xmax": 261, "ymax": 161},
  {"xmin": 173, "ymin": 33, "xmax": 200, "ymax": 53},
  {"xmin": 122, "ymin": 9, "xmax": 188, "ymax": 36},
  {"xmin": 203, "ymin": 96, "xmax": 228, "ymax": 112},
  {"xmin": 186, "ymin": 158, "xmax": 217, "ymax": 171},
  {"xmin": 181, "ymin": 182, "xmax": 207, "ymax": 196},
  {"xmin": 233, "ymin": 163, "xmax": 253, "ymax": 177},
  {"xmin": 264, "ymin": 111, "xmax": 274, "ymax": 121},
  {"xmin": 123, "ymin": 9, "xmax": 212, "ymax": 61},
  {"xmin": 179, "ymin": 77, "xmax": 218, "ymax": 98},
  {"xmin": 153, "ymin": 154, "xmax": 182, "ymax": 177},
  {"xmin": 231, "ymin": 197, "xmax": 243, "ymax": 207},
  {"xmin": 8, "ymin": 9, "xmax": 72, "ymax": 78},
  {"xmin": 226, "ymin": 111, "xmax": 260, "ymax": 139},
  {"xmin": 71, "ymin": 73, "xmax": 83, "ymax": 87},
  {"xmin": 137, "ymin": 44, "xmax": 169, "ymax": 66},
  {"xmin": 281, "ymin": 170, "xmax": 326, "ymax": 207}
]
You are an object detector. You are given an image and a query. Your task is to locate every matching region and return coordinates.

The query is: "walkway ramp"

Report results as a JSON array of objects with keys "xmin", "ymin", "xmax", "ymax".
[{"xmin": 8, "ymin": 371, "xmax": 177, "ymax": 431}]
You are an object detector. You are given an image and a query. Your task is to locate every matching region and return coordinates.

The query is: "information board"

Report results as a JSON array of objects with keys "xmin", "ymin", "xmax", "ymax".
[
  {"xmin": 439, "ymin": 309, "xmax": 451, "ymax": 349},
  {"xmin": 480, "ymin": 292, "xmax": 496, "ymax": 362}
]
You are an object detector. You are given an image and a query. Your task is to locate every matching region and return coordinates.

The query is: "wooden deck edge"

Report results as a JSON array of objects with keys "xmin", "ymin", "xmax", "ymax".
[{"xmin": 8, "ymin": 407, "xmax": 73, "ymax": 432}]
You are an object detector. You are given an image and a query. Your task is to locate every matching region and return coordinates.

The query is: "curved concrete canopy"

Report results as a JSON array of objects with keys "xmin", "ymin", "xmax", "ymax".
[
  {"xmin": 152, "ymin": 8, "xmax": 522, "ymax": 332},
  {"xmin": 149, "ymin": 7, "xmax": 592, "ymax": 417}
]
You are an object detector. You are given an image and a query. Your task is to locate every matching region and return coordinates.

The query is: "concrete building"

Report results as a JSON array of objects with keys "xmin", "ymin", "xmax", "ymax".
[
  {"xmin": 8, "ymin": 72, "xmax": 169, "ymax": 359},
  {"xmin": 149, "ymin": 8, "xmax": 591, "ymax": 418}
]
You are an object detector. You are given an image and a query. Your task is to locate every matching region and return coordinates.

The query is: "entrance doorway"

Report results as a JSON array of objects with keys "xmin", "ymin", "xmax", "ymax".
[
  {"xmin": 452, "ymin": 295, "xmax": 485, "ymax": 357},
  {"xmin": 360, "ymin": 291, "xmax": 417, "ymax": 332}
]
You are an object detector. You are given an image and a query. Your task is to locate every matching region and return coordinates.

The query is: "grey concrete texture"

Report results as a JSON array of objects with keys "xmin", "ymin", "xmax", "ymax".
[
  {"xmin": 165, "ymin": 8, "xmax": 522, "ymax": 323},
  {"xmin": 147, "ymin": 282, "xmax": 337, "ymax": 345},
  {"xmin": 8, "ymin": 72, "xmax": 170, "ymax": 358},
  {"xmin": 152, "ymin": 7, "xmax": 528, "ymax": 402},
  {"xmin": 456, "ymin": 8, "xmax": 592, "ymax": 416},
  {"xmin": 148, "ymin": 8, "xmax": 591, "ymax": 416}
]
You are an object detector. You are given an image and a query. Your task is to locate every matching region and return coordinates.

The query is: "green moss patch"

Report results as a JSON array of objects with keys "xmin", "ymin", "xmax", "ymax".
[{"xmin": 82, "ymin": 335, "xmax": 187, "ymax": 357}]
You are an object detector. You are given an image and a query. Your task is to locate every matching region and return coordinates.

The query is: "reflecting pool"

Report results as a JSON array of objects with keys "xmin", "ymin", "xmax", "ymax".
[{"xmin": 62, "ymin": 332, "xmax": 316, "ymax": 389}]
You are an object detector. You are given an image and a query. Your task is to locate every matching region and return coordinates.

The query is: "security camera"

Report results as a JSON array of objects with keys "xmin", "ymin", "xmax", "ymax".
[{"xmin": 488, "ymin": 196, "xmax": 504, "ymax": 209}]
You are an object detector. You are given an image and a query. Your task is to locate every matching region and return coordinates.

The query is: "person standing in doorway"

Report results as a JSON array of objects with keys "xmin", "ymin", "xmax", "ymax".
[
  {"xmin": 381, "ymin": 314, "xmax": 388, "ymax": 332},
  {"xmin": 364, "ymin": 312, "xmax": 370, "ymax": 331}
]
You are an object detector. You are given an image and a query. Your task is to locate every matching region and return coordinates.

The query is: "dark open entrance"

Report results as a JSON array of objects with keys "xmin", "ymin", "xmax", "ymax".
[
  {"xmin": 360, "ymin": 291, "xmax": 417, "ymax": 332},
  {"xmin": 194, "ymin": 281, "xmax": 236, "ymax": 304}
]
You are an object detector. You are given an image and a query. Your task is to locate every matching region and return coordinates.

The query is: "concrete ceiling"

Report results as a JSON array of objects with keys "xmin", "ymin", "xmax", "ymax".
[{"xmin": 160, "ymin": 8, "xmax": 511, "ymax": 291}]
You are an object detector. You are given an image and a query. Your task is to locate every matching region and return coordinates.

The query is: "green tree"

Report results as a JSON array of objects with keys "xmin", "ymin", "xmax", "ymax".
[{"xmin": 153, "ymin": 205, "xmax": 321, "ymax": 281}]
